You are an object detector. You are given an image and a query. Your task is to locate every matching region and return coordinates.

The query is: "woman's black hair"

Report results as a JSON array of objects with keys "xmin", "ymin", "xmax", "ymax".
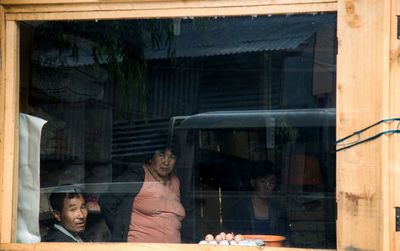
[
  {"xmin": 250, "ymin": 161, "xmax": 277, "ymax": 179},
  {"xmin": 146, "ymin": 147, "xmax": 173, "ymax": 164}
]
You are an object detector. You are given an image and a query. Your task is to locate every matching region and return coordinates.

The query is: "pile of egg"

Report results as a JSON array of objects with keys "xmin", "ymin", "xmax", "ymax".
[{"xmin": 198, "ymin": 232, "xmax": 262, "ymax": 246}]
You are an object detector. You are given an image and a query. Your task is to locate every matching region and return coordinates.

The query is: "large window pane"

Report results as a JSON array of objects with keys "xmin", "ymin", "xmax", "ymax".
[{"xmin": 19, "ymin": 13, "xmax": 336, "ymax": 248}]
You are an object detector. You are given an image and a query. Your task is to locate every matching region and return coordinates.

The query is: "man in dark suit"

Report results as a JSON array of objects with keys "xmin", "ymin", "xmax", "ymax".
[{"xmin": 42, "ymin": 188, "xmax": 88, "ymax": 242}]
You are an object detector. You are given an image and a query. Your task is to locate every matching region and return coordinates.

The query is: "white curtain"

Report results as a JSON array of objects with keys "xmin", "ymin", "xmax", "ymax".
[{"xmin": 17, "ymin": 113, "xmax": 47, "ymax": 243}]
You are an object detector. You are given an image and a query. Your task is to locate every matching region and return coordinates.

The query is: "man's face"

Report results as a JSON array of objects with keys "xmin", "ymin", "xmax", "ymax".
[
  {"xmin": 54, "ymin": 194, "xmax": 87, "ymax": 234},
  {"xmin": 151, "ymin": 149, "xmax": 176, "ymax": 177}
]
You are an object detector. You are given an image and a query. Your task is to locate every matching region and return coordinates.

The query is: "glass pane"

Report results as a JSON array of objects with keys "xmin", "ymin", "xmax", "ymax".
[{"xmin": 18, "ymin": 13, "xmax": 336, "ymax": 248}]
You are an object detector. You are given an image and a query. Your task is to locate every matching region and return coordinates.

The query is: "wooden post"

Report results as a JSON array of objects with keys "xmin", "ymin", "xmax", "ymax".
[
  {"xmin": 337, "ymin": 0, "xmax": 392, "ymax": 250},
  {"xmin": 0, "ymin": 20, "xmax": 19, "ymax": 243},
  {"xmin": 390, "ymin": 0, "xmax": 400, "ymax": 250},
  {"xmin": 0, "ymin": 4, "xmax": 5, "ymax": 243}
]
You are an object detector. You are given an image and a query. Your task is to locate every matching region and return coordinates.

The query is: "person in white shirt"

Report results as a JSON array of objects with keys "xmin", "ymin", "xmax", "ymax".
[{"xmin": 42, "ymin": 188, "xmax": 88, "ymax": 242}]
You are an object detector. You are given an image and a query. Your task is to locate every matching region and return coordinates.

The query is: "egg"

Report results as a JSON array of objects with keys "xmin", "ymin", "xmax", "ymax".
[
  {"xmin": 205, "ymin": 234, "xmax": 214, "ymax": 242},
  {"xmin": 214, "ymin": 235, "xmax": 222, "ymax": 243},
  {"xmin": 229, "ymin": 240, "xmax": 238, "ymax": 245},
  {"xmin": 234, "ymin": 234, "xmax": 244, "ymax": 242},
  {"xmin": 219, "ymin": 240, "xmax": 229, "ymax": 245},
  {"xmin": 225, "ymin": 233, "xmax": 234, "ymax": 241},
  {"xmin": 219, "ymin": 232, "xmax": 226, "ymax": 240}
]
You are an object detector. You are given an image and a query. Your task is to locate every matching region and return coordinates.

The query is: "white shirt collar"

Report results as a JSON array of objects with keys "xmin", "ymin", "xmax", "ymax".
[{"xmin": 53, "ymin": 224, "xmax": 84, "ymax": 242}]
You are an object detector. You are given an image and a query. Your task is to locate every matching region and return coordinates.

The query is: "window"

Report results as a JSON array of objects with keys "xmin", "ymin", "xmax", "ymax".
[{"xmin": 18, "ymin": 13, "xmax": 337, "ymax": 248}]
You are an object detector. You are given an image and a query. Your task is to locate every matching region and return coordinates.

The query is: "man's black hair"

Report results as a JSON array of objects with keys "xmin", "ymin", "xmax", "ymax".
[{"xmin": 49, "ymin": 187, "xmax": 84, "ymax": 212}]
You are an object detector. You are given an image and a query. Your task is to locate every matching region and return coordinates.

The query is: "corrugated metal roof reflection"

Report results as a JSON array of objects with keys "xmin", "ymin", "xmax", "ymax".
[
  {"xmin": 145, "ymin": 14, "xmax": 336, "ymax": 59},
  {"xmin": 112, "ymin": 118, "xmax": 170, "ymax": 158},
  {"xmin": 33, "ymin": 14, "xmax": 336, "ymax": 66}
]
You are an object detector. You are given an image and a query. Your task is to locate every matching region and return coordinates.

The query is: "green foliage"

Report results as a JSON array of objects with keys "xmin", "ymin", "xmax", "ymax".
[
  {"xmin": 275, "ymin": 120, "xmax": 298, "ymax": 146},
  {"xmin": 33, "ymin": 19, "xmax": 175, "ymax": 119}
]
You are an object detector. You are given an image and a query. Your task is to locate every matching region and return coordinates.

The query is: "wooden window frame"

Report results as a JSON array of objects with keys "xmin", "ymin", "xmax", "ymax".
[{"xmin": 1, "ymin": 0, "xmax": 399, "ymax": 250}]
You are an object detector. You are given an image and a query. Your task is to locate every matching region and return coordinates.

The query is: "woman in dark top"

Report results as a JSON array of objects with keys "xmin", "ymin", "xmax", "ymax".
[{"xmin": 226, "ymin": 161, "xmax": 287, "ymax": 236}]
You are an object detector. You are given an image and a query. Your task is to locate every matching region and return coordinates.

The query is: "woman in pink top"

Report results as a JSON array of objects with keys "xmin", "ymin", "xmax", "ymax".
[{"xmin": 99, "ymin": 148, "xmax": 185, "ymax": 243}]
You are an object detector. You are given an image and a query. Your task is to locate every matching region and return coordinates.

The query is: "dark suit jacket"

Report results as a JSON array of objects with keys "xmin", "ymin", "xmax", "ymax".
[
  {"xmin": 98, "ymin": 166, "xmax": 145, "ymax": 242},
  {"xmin": 41, "ymin": 226, "xmax": 87, "ymax": 242}
]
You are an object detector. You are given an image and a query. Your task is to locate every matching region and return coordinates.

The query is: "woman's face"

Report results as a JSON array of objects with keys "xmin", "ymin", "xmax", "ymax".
[
  {"xmin": 251, "ymin": 175, "xmax": 277, "ymax": 198},
  {"xmin": 150, "ymin": 149, "xmax": 176, "ymax": 177}
]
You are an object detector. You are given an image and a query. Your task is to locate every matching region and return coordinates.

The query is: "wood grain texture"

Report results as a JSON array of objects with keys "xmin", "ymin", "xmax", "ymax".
[
  {"xmin": 3, "ymin": 1, "xmax": 337, "ymax": 21},
  {"xmin": 0, "ymin": 4, "xmax": 5, "ymax": 244},
  {"xmin": 389, "ymin": 0, "xmax": 400, "ymax": 250},
  {"xmin": 0, "ymin": 0, "xmax": 336, "ymax": 5},
  {"xmin": 0, "ymin": 20, "xmax": 19, "ymax": 243},
  {"xmin": 337, "ymin": 0, "xmax": 391, "ymax": 250},
  {"xmin": 0, "ymin": 243, "xmax": 336, "ymax": 251},
  {"xmin": 3, "ymin": 0, "xmax": 337, "ymax": 14}
]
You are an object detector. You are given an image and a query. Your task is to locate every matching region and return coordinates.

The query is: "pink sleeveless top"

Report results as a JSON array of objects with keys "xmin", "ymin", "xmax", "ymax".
[{"xmin": 127, "ymin": 167, "xmax": 185, "ymax": 243}]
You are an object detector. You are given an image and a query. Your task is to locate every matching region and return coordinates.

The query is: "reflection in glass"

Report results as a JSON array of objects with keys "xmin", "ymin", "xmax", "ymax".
[{"xmin": 19, "ymin": 13, "xmax": 337, "ymax": 248}]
